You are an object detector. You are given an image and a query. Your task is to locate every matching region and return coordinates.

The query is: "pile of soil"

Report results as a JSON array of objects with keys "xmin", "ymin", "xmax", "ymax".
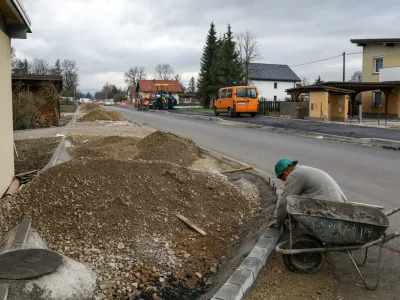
[
  {"xmin": 79, "ymin": 102, "xmax": 100, "ymax": 112},
  {"xmin": 69, "ymin": 131, "xmax": 200, "ymax": 167},
  {"xmin": 70, "ymin": 136, "xmax": 140, "ymax": 160},
  {"xmin": 79, "ymin": 108, "xmax": 126, "ymax": 121},
  {"xmin": 0, "ymin": 158, "xmax": 260, "ymax": 299},
  {"xmin": 14, "ymin": 137, "xmax": 60, "ymax": 174},
  {"xmin": 135, "ymin": 131, "xmax": 200, "ymax": 167}
]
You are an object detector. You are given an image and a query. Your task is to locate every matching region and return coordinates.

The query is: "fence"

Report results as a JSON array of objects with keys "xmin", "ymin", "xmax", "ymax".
[
  {"xmin": 258, "ymin": 100, "xmax": 280, "ymax": 116},
  {"xmin": 280, "ymin": 102, "xmax": 309, "ymax": 118}
]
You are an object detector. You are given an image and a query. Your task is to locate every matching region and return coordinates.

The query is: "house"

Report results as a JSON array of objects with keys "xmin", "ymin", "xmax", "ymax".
[
  {"xmin": 12, "ymin": 74, "xmax": 63, "ymax": 117},
  {"xmin": 0, "ymin": 0, "xmax": 31, "ymax": 196},
  {"xmin": 128, "ymin": 80, "xmax": 183, "ymax": 103},
  {"xmin": 179, "ymin": 92, "xmax": 199, "ymax": 104},
  {"xmin": 350, "ymin": 38, "xmax": 400, "ymax": 118},
  {"xmin": 248, "ymin": 63, "xmax": 301, "ymax": 101}
]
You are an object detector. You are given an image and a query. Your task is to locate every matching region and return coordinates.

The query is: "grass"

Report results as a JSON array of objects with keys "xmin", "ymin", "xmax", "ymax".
[{"xmin": 60, "ymin": 105, "xmax": 78, "ymax": 113}]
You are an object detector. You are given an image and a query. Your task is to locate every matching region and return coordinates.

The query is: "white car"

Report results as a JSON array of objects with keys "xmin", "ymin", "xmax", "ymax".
[{"xmin": 104, "ymin": 100, "xmax": 112, "ymax": 106}]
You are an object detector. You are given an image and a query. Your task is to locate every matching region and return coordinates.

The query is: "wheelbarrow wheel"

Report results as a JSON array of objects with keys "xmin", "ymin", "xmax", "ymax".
[{"xmin": 282, "ymin": 235, "xmax": 325, "ymax": 274}]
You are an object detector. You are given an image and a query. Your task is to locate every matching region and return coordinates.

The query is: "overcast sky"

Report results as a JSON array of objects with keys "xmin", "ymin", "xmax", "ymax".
[{"xmin": 12, "ymin": 0, "xmax": 400, "ymax": 94}]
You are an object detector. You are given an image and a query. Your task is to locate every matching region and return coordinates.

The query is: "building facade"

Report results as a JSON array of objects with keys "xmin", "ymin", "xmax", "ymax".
[
  {"xmin": 351, "ymin": 38, "xmax": 400, "ymax": 118},
  {"xmin": 248, "ymin": 63, "xmax": 300, "ymax": 101},
  {"xmin": 0, "ymin": 0, "xmax": 31, "ymax": 195}
]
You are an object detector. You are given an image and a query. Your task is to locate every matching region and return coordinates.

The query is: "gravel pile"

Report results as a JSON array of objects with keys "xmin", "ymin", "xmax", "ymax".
[
  {"xmin": 79, "ymin": 108, "xmax": 126, "ymax": 122},
  {"xmin": 80, "ymin": 103, "xmax": 100, "ymax": 112},
  {"xmin": 0, "ymin": 158, "xmax": 260, "ymax": 299},
  {"xmin": 135, "ymin": 131, "xmax": 200, "ymax": 167}
]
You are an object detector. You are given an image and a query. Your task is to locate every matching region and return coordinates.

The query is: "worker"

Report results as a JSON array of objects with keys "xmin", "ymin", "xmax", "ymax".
[{"xmin": 268, "ymin": 158, "xmax": 347, "ymax": 229}]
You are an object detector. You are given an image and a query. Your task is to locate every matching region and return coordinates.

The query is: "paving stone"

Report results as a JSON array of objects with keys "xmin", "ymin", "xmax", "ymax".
[
  {"xmin": 248, "ymin": 246, "xmax": 272, "ymax": 266},
  {"xmin": 239, "ymin": 257, "xmax": 263, "ymax": 279},
  {"xmin": 228, "ymin": 268, "xmax": 254, "ymax": 295},
  {"xmin": 214, "ymin": 282, "xmax": 243, "ymax": 300}
]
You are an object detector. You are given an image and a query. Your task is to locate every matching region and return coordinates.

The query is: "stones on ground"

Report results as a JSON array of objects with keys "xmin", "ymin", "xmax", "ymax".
[{"xmin": 117, "ymin": 242, "xmax": 125, "ymax": 250}]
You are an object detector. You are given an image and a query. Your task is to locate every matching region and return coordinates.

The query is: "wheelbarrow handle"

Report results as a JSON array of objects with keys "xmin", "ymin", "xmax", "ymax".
[{"xmin": 385, "ymin": 206, "xmax": 400, "ymax": 217}]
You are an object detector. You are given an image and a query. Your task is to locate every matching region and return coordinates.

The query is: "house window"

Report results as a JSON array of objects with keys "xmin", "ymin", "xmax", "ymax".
[
  {"xmin": 274, "ymin": 96, "xmax": 277, "ymax": 101},
  {"xmin": 274, "ymin": 82, "xmax": 278, "ymax": 89},
  {"xmin": 221, "ymin": 89, "xmax": 227, "ymax": 98},
  {"xmin": 373, "ymin": 91, "xmax": 382, "ymax": 107},
  {"xmin": 311, "ymin": 103, "xmax": 314, "ymax": 110},
  {"xmin": 227, "ymin": 88, "xmax": 232, "ymax": 98},
  {"xmin": 374, "ymin": 57, "xmax": 383, "ymax": 73}
]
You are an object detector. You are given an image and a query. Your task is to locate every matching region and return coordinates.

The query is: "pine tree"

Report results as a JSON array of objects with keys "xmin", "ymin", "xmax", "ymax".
[
  {"xmin": 197, "ymin": 22, "xmax": 218, "ymax": 108},
  {"xmin": 188, "ymin": 77, "xmax": 196, "ymax": 94},
  {"xmin": 222, "ymin": 24, "xmax": 244, "ymax": 85},
  {"xmin": 51, "ymin": 59, "xmax": 62, "ymax": 75}
]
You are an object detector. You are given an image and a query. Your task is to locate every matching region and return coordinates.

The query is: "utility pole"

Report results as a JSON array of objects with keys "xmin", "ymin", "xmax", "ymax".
[{"xmin": 342, "ymin": 52, "xmax": 346, "ymax": 82}]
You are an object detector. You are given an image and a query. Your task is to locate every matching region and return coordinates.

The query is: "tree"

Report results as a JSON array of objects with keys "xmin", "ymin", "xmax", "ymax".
[
  {"xmin": 350, "ymin": 71, "xmax": 362, "ymax": 82},
  {"xmin": 11, "ymin": 47, "xmax": 18, "ymax": 70},
  {"xmin": 314, "ymin": 75, "xmax": 324, "ymax": 84},
  {"xmin": 61, "ymin": 59, "xmax": 79, "ymax": 97},
  {"xmin": 155, "ymin": 63, "xmax": 174, "ymax": 80},
  {"xmin": 211, "ymin": 24, "xmax": 243, "ymax": 90},
  {"xmin": 124, "ymin": 66, "xmax": 146, "ymax": 86},
  {"xmin": 30, "ymin": 58, "xmax": 50, "ymax": 75},
  {"xmin": 51, "ymin": 59, "xmax": 62, "ymax": 75},
  {"xmin": 188, "ymin": 76, "xmax": 196, "ymax": 94},
  {"xmin": 301, "ymin": 77, "xmax": 310, "ymax": 87},
  {"xmin": 86, "ymin": 92, "xmax": 93, "ymax": 99},
  {"xmin": 236, "ymin": 30, "xmax": 262, "ymax": 85},
  {"xmin": 13, "ymin": 59, "xmax": 29, "ymax": 74},
  {"xmin": 197, "ymin": 22, "xmax": 218, "ymax": 108}
]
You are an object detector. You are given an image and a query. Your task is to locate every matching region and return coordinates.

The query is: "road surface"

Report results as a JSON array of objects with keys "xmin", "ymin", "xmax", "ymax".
[
  {"xmin": 111, "ymin": 106, "xmax": 400, "ymax": 299},
  {"xmin": 169, "ymin": 109, "xmax": 400, "ymax": 141}
]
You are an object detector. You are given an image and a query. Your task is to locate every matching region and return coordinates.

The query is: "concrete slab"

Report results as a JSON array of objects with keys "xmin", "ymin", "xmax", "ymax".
[
  {"xmin": 0, "ymin": 284, "xmax": 8, "ymax": 300},
  {"xmin": 12, "ymin": 216, "xmax": 31, "ymax": 249},
  {"xmin": 214, "ymin": 282, "xmax": 243, "ymax": 300},
  {"xmin": 227, "ymin": 268, "xmax": 254, "ymax": 295}
]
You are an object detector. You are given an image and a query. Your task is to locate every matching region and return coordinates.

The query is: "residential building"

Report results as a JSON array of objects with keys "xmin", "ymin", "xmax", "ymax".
[
  {"xmin": 0, "ymin": 0, "xmax": 31, "ymax": 195},
  {"xmin": 351, "ymin": 38, "xmax": 400, "ymax": 118},
  {"xmin": 128, "ymin": 80, "xmax": 183, "ymax": 103},
  {"xmin": 248, "ymin": 63, "xmax": 301, "ymax": 101}
]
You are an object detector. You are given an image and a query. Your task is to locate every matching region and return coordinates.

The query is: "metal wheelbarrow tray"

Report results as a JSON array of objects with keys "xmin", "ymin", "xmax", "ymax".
[{"xmin": 275, "ymin": 195, "xmax": 400, "ymax": 290}]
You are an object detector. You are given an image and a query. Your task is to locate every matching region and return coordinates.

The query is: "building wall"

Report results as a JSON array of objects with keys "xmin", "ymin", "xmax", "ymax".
[
  {"xmin": 361, "ymin": 43, "xmax": 400, "ymax": 117},
  {"xmin": 328, "ymin": 94, "xmax": 348, "ymax": 121},
  {"xmin": 0, "ymin": 17, "xmax": 15, "ymax": 195},
  {"xmin": 251, "ymin": 80, "xmax": 296, "ymax": 101},
  {"xmin": 309, "ymin": 91, "xmax": 329, "ymax": 120}
]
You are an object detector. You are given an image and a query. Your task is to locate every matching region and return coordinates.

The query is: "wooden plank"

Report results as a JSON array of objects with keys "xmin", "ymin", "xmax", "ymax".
[
  {"xmin": 15, "ymin": 169, "xmax": 39, "ymax": 178},
  {"xmin": 176, "ymin": 213, "xmax": 207, "ymax": 236},
  {"xmin": 220, "ymin": 167, "xmax": 253, "ymax": 174}
]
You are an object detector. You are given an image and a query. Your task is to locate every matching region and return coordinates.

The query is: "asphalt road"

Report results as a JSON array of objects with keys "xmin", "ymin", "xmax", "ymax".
[
  {"xmin": 111, "ymin": 106, "xmax": 400, "ymax": 299},
  {"xmin": 169, "ymin": 109, "xmax": 400, "ymax": 141}
]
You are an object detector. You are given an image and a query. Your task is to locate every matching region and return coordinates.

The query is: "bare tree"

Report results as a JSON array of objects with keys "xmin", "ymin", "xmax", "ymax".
[
  {"xmin": 301, "ymin": 77, "xmax": 311, "ymax": 87},
  {"xmin": 124, "ymin": 66, "xmax": 146, "ymax": 86},
  {"xmin": 11, "ymin": 47, "xmax": 18, "ymax": 70},
  {"xmin": 30, "ymin": 58, "xmax": 50, "ymax": 75},
  {"xmin": 350, "ymin": 71, "xmax": 362, "ymax": 82},
  {"xmin": 61, "ymin": 59, "xmax": 79, "ymax": 97},
  {"xmin": 174, "ymin": 73, "xmax": 185, "ymax": 92},
  {"xmin": 236, "ymin": 30, "xmax": 262, "ymax": 85},
  {"xmin": 155, "ymin": 63, "xmax": 174, "ymax": 80}
]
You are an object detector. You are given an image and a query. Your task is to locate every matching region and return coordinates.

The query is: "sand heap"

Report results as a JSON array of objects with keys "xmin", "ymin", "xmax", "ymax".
[
  {"xmin": 0, "ymin": 158, "xmax": 260, "ymax": 299},
  {"xmin": 70, "ymin": 131, "xmax": 200, "ymax": 167},
  {"xmin": 79, "ymin": 102, "xmax": 100, "ymax": 112},
  {"xmin": 79, "ymin": 107, "xmax": 126, "ymax": 121}
]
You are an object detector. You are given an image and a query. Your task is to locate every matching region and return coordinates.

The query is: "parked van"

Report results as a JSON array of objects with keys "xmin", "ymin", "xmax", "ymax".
[{"xmin": 214, "ymin": 86, "xmax": 259, "ymax": 117}]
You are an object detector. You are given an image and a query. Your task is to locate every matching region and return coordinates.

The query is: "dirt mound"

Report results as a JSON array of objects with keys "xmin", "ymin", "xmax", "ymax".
[
  {"xmin": 70, "ymin": 136, "xmax": 139, "ymax": 159},
  {"xmin": 0, "ymin": 158, "xmax": 260, "ymax": 299},
  {"xmin": 136, "ymin": 131, "xmax": 200, "ymax": 166},
  {"xmin": 79, "ymin": 108, "xmax": 126, "ymax": 121},
  {"xmin": 79, "ymin": 102, "xmax": 99, "ymax": 112}
]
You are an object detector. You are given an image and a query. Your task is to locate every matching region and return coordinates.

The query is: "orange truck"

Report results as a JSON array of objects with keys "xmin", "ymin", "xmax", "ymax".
[{"xmin": 214, "ymin": 86, "xmax": 259, "ymax": 117}]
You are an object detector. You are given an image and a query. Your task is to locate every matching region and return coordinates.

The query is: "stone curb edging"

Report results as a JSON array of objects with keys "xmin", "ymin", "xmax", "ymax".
[
  {"xmin": 198, "ymin": 147, "xmax": 282, "ymax": 300},
  {"xmin": 0, "ymin": 284, "xmax": 8, "ymax": 300},
  {"xmin": 41, "ymin": 135, "xmax": 66, "ymax": 172}
]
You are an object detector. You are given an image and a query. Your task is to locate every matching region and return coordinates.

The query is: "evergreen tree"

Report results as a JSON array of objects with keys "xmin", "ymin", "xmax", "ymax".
[
  {"xmin": 188, "ymin": 77, "xmax": 196, "ymax": 94},
  {"xmin": 197, "ymin": 22, "xmax": 218, "ymax": 108},
  {"xmin": 51, "ymin": 59, "xmax": 62, "ymax": 75}
]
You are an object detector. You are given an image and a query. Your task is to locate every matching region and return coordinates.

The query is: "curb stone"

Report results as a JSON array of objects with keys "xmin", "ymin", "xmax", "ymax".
[
  {"xmin": 198, "ymin": 147, "xmax": 282, "ymax": 300},
  {"xmin": 0, "ymin": 284, "xmax": 8, "ymax": 300},
  {"xmin": 41, "ymin": 135, "xmax": 66, "ymax": 172}
]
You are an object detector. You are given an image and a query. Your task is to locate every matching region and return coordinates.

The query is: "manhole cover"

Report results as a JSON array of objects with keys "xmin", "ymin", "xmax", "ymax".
[{"xmin": 0, "ymin": 249, "xmax": 62, "ymax": 280}]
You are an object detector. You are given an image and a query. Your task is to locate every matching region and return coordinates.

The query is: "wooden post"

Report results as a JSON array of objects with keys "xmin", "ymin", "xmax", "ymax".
[{"xmin": 383, "ymin": 90, "xmax": 391, "ymax": 127}]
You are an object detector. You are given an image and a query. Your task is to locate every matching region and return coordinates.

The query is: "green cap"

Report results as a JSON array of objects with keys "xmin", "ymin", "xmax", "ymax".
[{"xmin": 275, "ymin": 158, "xmax": 298, "ymax": 178}]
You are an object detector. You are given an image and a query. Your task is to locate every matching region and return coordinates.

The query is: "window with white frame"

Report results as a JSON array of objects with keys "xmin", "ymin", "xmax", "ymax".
[
  {"xmin": 374, "ymin": 57, "xmax": 383, "ymax": 73},
  {"xmin": 373, "ymin": 91, "xmax": 382, "ymax": 107},
  {"xmin": 274, "ymin": 82, "xmax": 278, "ymax": 89}
]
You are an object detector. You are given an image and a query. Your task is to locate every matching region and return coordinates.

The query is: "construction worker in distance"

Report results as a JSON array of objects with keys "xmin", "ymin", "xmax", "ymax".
[
  {"xmin": 144, "ymin": 99, "xmax": 150, "ymax": 110},
  {"xmin": 268, "ymin": 158, "xmax": 348, "ymax": 229}
]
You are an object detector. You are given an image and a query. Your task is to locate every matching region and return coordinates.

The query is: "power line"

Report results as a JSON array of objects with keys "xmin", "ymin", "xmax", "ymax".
[{"xmin": 289, "ymin": 54, "xmax": 343, "ymax": 68}]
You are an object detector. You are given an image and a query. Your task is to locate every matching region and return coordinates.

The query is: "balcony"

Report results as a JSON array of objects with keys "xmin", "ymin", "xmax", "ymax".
[{"xmin": 379, "ymin": 67, "xmax": 400, "ymax": 82}]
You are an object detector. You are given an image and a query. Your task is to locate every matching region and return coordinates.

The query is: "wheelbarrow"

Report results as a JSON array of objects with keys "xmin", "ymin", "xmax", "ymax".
[{"xmin": 275, "ymin": 195, "xmax": 400, "ymax": 290}]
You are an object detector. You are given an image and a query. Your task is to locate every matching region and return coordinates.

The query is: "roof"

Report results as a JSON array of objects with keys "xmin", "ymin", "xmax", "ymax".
[
  {"xmin": 1, "ymin": 0, "xmax": 32, "ymax": 33},
  {"xmin": 286, "ymin": 85, "xmax": 355, "ymax": 95},
  {"xmin": 322, "ymin": 81, "xmax": 400, "ymax": 92},
  {"xmin": 136, "ymin": 80, "xmax": 183, "ymax": 93},
  {"xmin": 350, "ymin": 38, "xmax": 400, "ymax": 46},
  {"xmin": 12, "ymin": 74, "xmax": 63, "ymax": 81},
  {"xmin": 248, "ymin": 63, "xmax": 301, "ymax": 82}
]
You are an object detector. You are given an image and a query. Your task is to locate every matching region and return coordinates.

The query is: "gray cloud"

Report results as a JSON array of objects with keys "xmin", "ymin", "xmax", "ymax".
[{"xmin": 12, "ymin": 0, "xmax": 400, "ymax": 93}]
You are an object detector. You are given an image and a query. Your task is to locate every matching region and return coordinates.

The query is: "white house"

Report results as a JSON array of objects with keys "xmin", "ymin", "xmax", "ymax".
[{"xmin": 248, "ymin": 63, "xmax": 301, "ymax": 101}]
